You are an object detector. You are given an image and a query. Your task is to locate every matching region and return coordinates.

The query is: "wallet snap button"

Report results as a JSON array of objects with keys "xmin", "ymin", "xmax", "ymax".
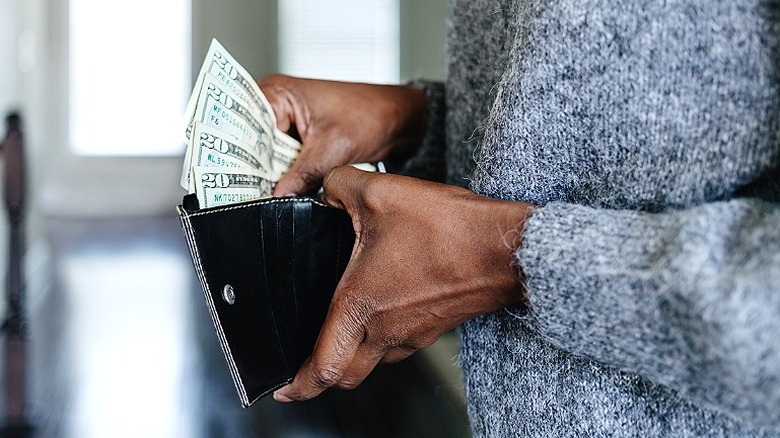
[{"xmin": 222, "ymin": 284, "xmax": 236, "ymax": 305}]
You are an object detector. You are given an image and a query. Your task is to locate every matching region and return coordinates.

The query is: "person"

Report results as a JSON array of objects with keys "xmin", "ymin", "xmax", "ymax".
[{"xmin": 259, "ymin": 0, "xmax": 780, "ymax": 436}]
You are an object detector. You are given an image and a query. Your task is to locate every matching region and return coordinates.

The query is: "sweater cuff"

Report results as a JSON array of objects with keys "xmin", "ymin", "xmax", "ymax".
[
  {"xmin": 515, "ymin": 200, "xmax": 780, "ymax": 428},
  {"xmin": 387, "ymin": 80, "xmax": 447, "ymax": 182},
  {"xmin": 517, "ymin": 202, "xmax": 679, "ymax": 371},
  {"xmin": 516, "ymin": 204, "xmax": 664, "ymax": 358}
]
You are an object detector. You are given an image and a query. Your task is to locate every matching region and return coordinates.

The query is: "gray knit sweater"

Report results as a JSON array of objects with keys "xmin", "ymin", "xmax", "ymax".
[{"xmin": 404, "ymin": 0, "xmax": 780, "ymax": 436}]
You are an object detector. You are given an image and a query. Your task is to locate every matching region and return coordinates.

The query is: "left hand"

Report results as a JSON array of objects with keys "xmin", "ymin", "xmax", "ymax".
[
  {"xmin": 273, "ymin": 166, "xmax": 535, "ymax": 402},
  {"xmin": 258, "ymin": 75, "xmax": 428, "ymax": 196}
]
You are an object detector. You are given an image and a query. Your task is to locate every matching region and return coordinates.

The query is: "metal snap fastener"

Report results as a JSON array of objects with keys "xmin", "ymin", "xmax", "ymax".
[{"xmin": 222, "ymin": 284, "xmax": 236, "ymax": 305}]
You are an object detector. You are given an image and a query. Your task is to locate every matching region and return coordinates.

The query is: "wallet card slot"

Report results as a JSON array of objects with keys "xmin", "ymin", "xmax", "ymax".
[
  {"xmin": 259, "ymin": 201, "xmax": 295, "ymax": 378},
  {"xmin": 290, "ymin": 200, "xmax": 312, "ymax": 366}
]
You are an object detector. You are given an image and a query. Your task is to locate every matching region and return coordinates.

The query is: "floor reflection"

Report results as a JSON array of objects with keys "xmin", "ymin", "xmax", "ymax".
[
  {"xmin": 59, "ymin": 240, "xmax": 195, "ymax": 438},
  {"xmin": 21, "ymin": 216, "xmax": 469, "ymax": 438}
]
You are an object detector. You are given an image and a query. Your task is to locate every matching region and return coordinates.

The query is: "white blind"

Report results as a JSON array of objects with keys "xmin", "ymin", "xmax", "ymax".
[
  {"xmin": 69, "ymin": 0, "xmax": 191, "ymax": 156},
  {"xmin": 279, "ymin": 0, "xmax": 399, "ymax": 84}
]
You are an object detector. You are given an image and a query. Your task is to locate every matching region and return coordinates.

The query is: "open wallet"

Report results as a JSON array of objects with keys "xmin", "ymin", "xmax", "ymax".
[{"xmin": 177, "ymin": 194, "xmax": 355, "ymax": 407}]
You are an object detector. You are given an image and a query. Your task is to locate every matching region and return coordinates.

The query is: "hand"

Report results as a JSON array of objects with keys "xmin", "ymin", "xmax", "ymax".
[
  {"xmin": 259, "ymin": 75, "xmax": 428, "ymax": 196},
  {"xmin": 273, "ymin": 166, "xmax": 535, "ymax": 402}
]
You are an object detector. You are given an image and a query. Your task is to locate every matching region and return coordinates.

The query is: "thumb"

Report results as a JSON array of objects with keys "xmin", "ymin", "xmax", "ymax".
[
  {"xmin": 321, "ymin": 166, "xmax": 373, "ymax": 212},
  {"xmin": 272, "ymin": 133, "xmax": 356, "ymax": 196}
]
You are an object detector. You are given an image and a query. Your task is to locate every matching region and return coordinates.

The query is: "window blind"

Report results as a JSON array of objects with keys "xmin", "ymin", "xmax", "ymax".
[{"xmin": 279, "ymin": 0, "xmax": 399, "ymax": 84}]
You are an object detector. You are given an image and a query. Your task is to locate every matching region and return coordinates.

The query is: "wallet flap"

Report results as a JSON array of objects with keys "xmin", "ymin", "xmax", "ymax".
[{"xmin": 178, "ymin": 196, "xmax": 354, "ymax": 406}]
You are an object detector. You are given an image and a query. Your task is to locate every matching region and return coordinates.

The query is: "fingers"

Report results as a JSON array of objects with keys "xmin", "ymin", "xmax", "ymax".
[
  {"xmin": 258, "ymin": 74, "xmax": 297, "ymax": 133},
  {"xmin": 381, "ymin": 346, "xmax": 416, "ymax": 364},
  {"xmin": 274, "ymin": 343, "xmax": 393, "ymax": 402},
  {"xmin": 273, "ymin": 305, "xmax": 363, "ymax": 402},
  {"xmin": 261, "ymin": 75, "xmax": 409, "ymax": 197},
  {"xmin": 260, "ymin": 75, "xmax": 328, "ymax": 196},
  {"xmin": 272, "ymin": 138, "xmax": 352, "ymax": 196},
  {"xmin": 335, "ymin": 344, "xmax": 385, "ymax": 390},
  {"xmin": 272, "ymin": 156, "xmax": 328, "ymax": 196}
]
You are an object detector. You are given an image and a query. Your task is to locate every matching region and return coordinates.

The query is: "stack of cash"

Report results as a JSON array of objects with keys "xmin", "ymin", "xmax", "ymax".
[{"xmin": 180, "ymin": 39, "xmax": 300, "ymax": 208}]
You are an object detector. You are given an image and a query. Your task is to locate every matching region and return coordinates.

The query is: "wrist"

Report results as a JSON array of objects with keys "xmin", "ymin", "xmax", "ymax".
[
  {"xmin": 462, "ymin": 193, "xmax": 536, "ymax": 308},
  {"xmin": 386, "ymin": 84, "xmax": 428, "ymax": 158},
  {"xmin": 432, "ymin": 185, "xmax": 535, "ymax": 313}
]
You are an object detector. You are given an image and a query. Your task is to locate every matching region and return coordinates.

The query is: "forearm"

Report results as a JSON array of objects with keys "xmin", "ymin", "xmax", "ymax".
[{"xmin": 518, "ymin": 198, "xmax": 780, "ymax": 429}]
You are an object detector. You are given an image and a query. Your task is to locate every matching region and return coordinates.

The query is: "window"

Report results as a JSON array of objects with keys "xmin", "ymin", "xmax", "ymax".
[
  {"xmin": 69, "ymin": 0, "xmax": 190, "ymax": 156},
  {"xmin": 278, "ymin": 0, "xmax": 399, "ymax": 83}
]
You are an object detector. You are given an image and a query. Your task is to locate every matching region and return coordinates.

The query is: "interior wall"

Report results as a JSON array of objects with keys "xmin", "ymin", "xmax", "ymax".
[
  {"xmin": 192, "ymin": 0, "xmax": 278, "ymax": 83},
  {"xmin": 35, "ymin": 0, "xmax": 278, "ymax": 218},
  {"xmin": 0, "ymin": 1, "xmax": 19, "ymax": 115},
  {"xmin": 399, "ymin": 0, "xmax": 448, "ymax": 82}
]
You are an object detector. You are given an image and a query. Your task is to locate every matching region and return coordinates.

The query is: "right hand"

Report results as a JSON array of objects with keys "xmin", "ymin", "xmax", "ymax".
[
  {"xmin": 273, "ymin": 166, "xmax": 532, "ymax": 402},
  {"xmin": 259, "ymin": 75, "xmax": 428, "ymax": 196}
]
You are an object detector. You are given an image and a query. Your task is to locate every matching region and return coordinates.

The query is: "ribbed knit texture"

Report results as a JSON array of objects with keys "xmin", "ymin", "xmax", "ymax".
[{"xmin": 412, "ymin": 0, "xmax": 780, "ymax": 436}]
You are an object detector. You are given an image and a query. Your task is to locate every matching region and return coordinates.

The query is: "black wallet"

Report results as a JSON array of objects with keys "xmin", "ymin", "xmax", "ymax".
[{"xmin": 177, "ymin": 194, "xmax": 355, "ymax": 407}]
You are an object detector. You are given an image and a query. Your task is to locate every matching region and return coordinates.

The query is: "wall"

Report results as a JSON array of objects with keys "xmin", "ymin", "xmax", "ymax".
[
  {"xmin": 35, "ymin": 0, "xmax": 278, "ymax": 218},
  {"xmin": 0, "ymin": 1, "xmax": 19, "ymax": 115},
  {"xmin": 193, "ymin": 0, "xmax": 278, "ymax": 83},
  {"xmin": 400, "ymin": 0, "xmax": 448, "ymax": 82}
]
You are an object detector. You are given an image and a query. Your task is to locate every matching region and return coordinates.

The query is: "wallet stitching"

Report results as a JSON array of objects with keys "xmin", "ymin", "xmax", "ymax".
[
  {"xmin": 180, "ymin": 212, "xmax": 251, "ymax": 406},
  {"xmin": 186, "ymin": 197, "xmax": 328, "ymax": 218}
]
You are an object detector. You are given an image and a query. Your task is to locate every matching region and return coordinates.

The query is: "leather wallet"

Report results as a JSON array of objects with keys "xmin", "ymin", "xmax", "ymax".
[{"xmin": 177, "ymin": 194, "xmax": 355, "ymax": 407}]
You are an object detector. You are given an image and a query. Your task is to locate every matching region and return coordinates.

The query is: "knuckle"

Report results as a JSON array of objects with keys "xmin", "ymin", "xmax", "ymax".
[
  {"xmin": 331, "ymin": 295, "xmax": 380, "ymax": 343},
  {"xmin": 285, "ymin": 165, "xmax": 325, "ymax": 196},
  {"xmin": 309, "ymin": 364, "xmax": 343, "ymax": 389},
  {"xmin": 258, "ymin": 74, "xmax": 283, "ymax": 97},
  {"xmin": 259, "ymin": 73, "xmax": 290, "ymax": 88},
  {"xmin": 336, "ymin": 378, "xmax": 362, "ymax": 390},
  {"xmin": 383, "ymin": 334, "xmax": 404, "ymax": 349},
  {"xmin": 407, "ymin": 334, "xmax": 438, "ymax": 351},
  {"xmin": 359, "ymin": 172, "xmax": 382, "ymax": 198},
  {"xmin": 300, "ymin": 168, "xmax": 325, "ymax": 190},
  {"xmin": 340, "ymin": 295, "xmax": 377, "ymax": 330},
  {"xmin": 357, "ymin": 174, "xmax": 391, "ymax": 212}
]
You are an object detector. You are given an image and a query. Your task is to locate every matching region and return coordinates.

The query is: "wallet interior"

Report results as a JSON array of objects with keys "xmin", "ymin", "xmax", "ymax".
[{"xmin": 178, "ymin": 194, "xmax": 355, "ymax": 406}]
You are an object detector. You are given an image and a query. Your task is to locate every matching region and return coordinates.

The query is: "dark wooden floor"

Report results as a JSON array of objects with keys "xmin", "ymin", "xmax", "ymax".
[{"xmin": 3, "ymin": 216, "xmax": 470, "ymax": 438}]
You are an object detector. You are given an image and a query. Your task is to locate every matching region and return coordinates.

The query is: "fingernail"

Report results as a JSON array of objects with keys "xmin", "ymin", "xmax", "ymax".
[
  {"xmin": 284, "ymin": 193, "xmax": 298, "ymax": 197},
  {"xmin": 273, "ymin": 391, "xmax": 293, "ymax": 403}
]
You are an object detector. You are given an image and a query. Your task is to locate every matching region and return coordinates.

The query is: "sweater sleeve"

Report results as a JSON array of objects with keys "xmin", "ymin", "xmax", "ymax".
[
  {"xmin": 387, "ymin": 80, "xmax": 447, "ymax": 182},
  {"xmin": 518, "ymin": 197, "xmax": 780, "ymax": 429}
]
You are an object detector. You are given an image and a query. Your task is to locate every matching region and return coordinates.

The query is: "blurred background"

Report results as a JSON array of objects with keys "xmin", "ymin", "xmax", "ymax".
[{"xmin": 0, "ymin": 1, "xmax": 469, "ymax": 437}]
